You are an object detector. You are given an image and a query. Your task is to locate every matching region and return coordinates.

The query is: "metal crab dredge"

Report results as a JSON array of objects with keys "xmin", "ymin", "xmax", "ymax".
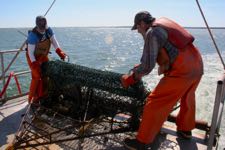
[{"xmin": 12, "ymin": 60, "xmax": 149, "ymax": 149}]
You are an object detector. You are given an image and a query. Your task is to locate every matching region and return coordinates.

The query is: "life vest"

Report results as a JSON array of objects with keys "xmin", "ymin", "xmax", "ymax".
[
  {"xmin": 152, "ymin": 17, "xmax": 194, "ymax": 49},
  {"xmin": 34, "ymin": 39, "xmax": 51, "ymax": 57},
  {"xmin": 152, "ymin": 17, "xmax": 194, "ymax": 75},
  {"xmin": 32, "ymin": 27, "xmax": 51, "ymax": 57}
]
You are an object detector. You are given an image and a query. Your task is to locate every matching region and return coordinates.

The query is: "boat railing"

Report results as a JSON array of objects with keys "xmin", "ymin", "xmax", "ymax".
[
  {"xmin": 207, "ymin": 73, "xmax": 225, "ymax": 150},
  {"xmin": 0, "ymin": 49, "xmax": 30, "ymax": 102}
]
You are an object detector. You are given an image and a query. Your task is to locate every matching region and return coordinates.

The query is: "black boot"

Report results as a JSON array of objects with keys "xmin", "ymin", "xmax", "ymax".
[
  {"xmin": 123, "ymin": 138, "xmax": 148, "ymax": 150},
  {"xmin": 177, "ymin": 130, "xmax": 192, "ymax": 139}
]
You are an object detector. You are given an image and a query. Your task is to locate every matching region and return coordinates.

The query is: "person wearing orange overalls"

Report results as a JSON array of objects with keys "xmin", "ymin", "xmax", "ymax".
[
  {"xmin": 121, "ymin": 11, "xmax": 203, "ymax": 149},
  {"xmin": 26, "ymin": 16, "xmax": 67, "ymax": 103}
]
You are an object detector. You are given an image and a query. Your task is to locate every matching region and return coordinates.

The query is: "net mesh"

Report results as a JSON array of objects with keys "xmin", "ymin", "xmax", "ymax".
[{"xmin": 41, "ymin": 60, "xmax": 150, "ymax": 122}]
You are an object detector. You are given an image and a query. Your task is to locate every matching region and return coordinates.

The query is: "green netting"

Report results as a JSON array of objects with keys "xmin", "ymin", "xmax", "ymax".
[
  {"xmin": 41, "ymin": 60, "xmax": 150, "ymax": 122},
  {"xmin": 42, "ymin": 60, "xmax": 148, "ymax": 99}
]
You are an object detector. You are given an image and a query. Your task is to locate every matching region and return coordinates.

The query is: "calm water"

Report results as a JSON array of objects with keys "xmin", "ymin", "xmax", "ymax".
[{"xmin": 0, "ymin": 27, "xmax": 225, "ymax": 149}]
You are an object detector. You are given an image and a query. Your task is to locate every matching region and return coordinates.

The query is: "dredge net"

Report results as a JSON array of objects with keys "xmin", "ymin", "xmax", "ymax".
[
  {"xmin": 12, "ymin": 60, "xmax": 150, "ymax": 149},
  {"xmin": 41, "ymin": 60, "xmax": 150, "ymax": 127}
]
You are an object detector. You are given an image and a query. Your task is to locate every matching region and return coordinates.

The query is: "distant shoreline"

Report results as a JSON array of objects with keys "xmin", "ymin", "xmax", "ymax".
[
  {"xmin": 0, "ymin": 26, "xmax": 225, "ymax": 29},
  {"xmin": 184, "ymin": 27, "xmax": 225, "ymax": 29}
]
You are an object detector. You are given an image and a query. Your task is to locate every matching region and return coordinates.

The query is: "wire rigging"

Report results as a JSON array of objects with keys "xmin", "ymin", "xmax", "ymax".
[
  {"xmin": 196, "ymin": 0, "xmax": 225, "ymax": 70},
  {"xmin": 44, "ymin": 0, "xmax": 57, "ymax": 17}
]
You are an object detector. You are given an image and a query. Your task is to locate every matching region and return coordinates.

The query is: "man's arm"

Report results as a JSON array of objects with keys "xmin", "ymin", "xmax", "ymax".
[
  {"xmin": 27, "ymin": 44, "xmax": 36, "ymax": 62},
  {"xmin": 49, "ymin": 32, "xmax": 67, "ymax": 60},
  {"xmin": 50, "ymin": 35, "xmax": 60, "ymax": 49},
  {"xmin": 133, "ymin": 27, "xmax": 168, "ymax": 80},
  {"xmin": 121, "ymin": 27, "xmax": 168, "ymax": 88}
]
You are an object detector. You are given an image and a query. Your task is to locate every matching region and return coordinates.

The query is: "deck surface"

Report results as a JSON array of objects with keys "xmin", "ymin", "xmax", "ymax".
[{"xmin": 0, "ymin": 96, "xmax": 209, "ymax": 150}]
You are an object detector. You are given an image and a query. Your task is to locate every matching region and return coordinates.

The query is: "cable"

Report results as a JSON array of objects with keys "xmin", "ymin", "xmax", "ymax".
[
  {"xmin": 44, "ymin": 0, "xmax": 57, "ymax": 17},
  {"xmin": 196, "ymin": 0, "xmax": 225, "ymax": 70}
]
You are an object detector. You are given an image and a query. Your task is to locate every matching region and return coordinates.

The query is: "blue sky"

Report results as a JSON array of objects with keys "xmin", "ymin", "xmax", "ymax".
[{"xmin": 0, "ymin": 0, "xmax": 224, "ymax": 28}]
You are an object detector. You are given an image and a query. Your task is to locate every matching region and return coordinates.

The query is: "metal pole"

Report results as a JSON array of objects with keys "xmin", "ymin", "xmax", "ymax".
[
  {"xmin": 207, "ymin": 76, "xmax": 224, "ymax": 150},
  {"xmin": 196, "ymin": 0, "xmax": 225, "ymax": 70}
]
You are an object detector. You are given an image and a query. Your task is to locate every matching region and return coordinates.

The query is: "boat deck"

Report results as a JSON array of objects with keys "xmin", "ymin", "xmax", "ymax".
[{"xmin": 0, "ymin": 96, "xmax": 210, "ymax": 150}]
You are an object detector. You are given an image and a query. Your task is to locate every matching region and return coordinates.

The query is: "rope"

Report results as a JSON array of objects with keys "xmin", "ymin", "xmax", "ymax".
[
  {"xmin": 17, "ymin": 30, "xmax": 27, "ymax": 37},
  {"xmin": 196, "ymin": 0, "xmax": 225, "ymax": 70}
]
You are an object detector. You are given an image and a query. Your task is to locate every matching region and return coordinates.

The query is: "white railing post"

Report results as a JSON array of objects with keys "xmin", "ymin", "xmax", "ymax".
[{"xmin": 207, "ymin": 74, "xmax": 225, "ymax": 150}]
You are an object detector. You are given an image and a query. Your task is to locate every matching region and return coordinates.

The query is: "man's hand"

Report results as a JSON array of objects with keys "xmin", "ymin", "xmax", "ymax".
[
  {"xmin": 129, "ymin": 64, "xmax": 140, "ymax": 73},
  {"xmin": 121, "ymin": 72, "xmax": 137, "ymax": 89},
  {"xmin": 56, "ymin": 48, "xmax": 67, "ymax": 60}
]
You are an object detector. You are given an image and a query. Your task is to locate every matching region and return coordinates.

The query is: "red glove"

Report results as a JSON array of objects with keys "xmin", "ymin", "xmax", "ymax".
[
  {"xmin": 56, "ymin": 48, "xmax": 66, "ymax": 60},
  {"xmin": 121, "ymin": 72, "xmax": 137, "ymax": 89}
]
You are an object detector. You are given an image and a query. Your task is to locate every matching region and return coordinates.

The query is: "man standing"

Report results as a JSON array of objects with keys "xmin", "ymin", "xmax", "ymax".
[
  {"xmin": 26, "ymin": 16, "xmax": 67, "ymax": 103},
  {"xmin": 121, "ymin": 11, "xmax": 203, "ymax": 149}
]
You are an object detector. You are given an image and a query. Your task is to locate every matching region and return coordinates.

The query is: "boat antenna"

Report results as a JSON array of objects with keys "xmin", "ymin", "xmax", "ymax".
[
  {"xmin": 1, "ymin": 0, "xmax": 57, "ymax": 78},
  {"xmin": 195, "ymin": 0, "xmax": 225, "ymax": 70}
]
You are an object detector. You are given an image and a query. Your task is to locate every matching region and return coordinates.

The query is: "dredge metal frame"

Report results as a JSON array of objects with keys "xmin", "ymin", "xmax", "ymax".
[
  {"xmin": 13, "ymin": 102, "xmax": 136, "ymax": 149},
  {"xmin": 12, "ymin": 60, "xmax": 148, "ymax": 149}
]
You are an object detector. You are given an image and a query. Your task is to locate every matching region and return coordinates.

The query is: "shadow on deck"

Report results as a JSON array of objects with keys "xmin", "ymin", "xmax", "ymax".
[{"xmin": 0, "ymin": 96, "xmax": 208, "ymax": 150}]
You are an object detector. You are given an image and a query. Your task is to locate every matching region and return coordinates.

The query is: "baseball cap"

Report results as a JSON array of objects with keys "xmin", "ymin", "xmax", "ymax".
[{"xmin": 131, "ymin": 11, "xmax": 155, "ymax": 30}]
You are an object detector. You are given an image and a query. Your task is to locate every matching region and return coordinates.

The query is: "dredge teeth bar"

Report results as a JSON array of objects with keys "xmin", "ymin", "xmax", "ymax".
[{"xmin": 13, "ymin": 103, "xmax": 134, "ymax": 149}]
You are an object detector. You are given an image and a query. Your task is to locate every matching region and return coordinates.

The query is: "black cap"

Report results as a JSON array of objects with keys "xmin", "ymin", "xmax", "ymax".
[
  {"xmin": 36, "ymin": 15, "xmax": 47, "ymax": 30},
  {"xmin": 131, "ymin": 11, "xmax": 155, "ymax": 30}
]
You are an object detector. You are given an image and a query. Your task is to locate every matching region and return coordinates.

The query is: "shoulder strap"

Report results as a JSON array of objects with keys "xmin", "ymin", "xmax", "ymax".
[
  {"xmin": 45, "ymin": 28, "xmax": 52, "ymax": 39},
  {"xmin": 31, "ymin": 27, "xmax": 50, "ymax": 41}
]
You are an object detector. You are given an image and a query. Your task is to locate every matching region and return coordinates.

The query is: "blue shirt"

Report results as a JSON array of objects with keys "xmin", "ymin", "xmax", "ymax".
[{"xmin": 27, "ymin": 27, "xmax": 54, "ymax": 45}]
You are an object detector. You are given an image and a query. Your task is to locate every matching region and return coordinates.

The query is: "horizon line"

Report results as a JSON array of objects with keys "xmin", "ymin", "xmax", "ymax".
[{"xmin": 0, "ymin": 26, "xmax": 225, "ymax": 29}]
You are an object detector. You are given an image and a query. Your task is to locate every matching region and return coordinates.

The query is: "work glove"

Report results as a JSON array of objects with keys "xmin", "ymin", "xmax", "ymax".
[
  {"xmin": 56, "ymin": 48, "xmax": 67, "ymax": 61},
  {"xmin": 121, "ymin": 72, "xmax": 137, "ymax": 89}
]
